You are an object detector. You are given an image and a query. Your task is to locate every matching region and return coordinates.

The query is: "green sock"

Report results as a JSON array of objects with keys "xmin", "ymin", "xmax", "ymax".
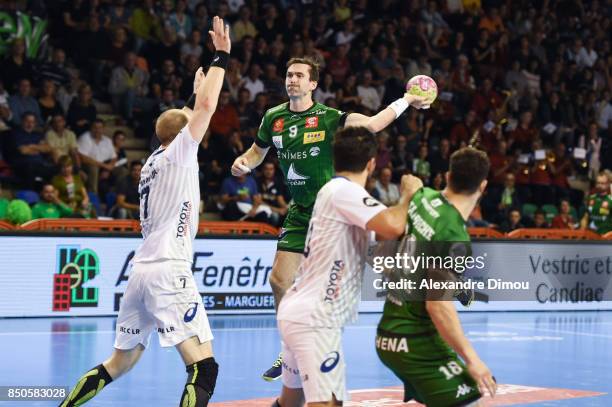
[{"xmin": 59, "ymin": 364, "xmax": 113, "ymax": 407}]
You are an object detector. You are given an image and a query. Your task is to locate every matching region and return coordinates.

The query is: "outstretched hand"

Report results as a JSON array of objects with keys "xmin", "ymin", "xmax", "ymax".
[{"xmin": 209, "ymin": 16, "xmax": 231, "ymax": 53}]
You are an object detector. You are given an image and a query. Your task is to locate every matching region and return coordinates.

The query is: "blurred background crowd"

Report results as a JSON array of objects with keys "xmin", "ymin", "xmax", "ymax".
[{"xmin": 0, "ymin": 0, "xmax": 610, "ymax": 234}]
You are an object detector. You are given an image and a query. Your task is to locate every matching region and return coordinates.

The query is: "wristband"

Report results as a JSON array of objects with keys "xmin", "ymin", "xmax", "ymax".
[
  {"xmin": 210, "ymin": 51, "xmax": 229, "ymax": 70},
  {"xmin": 389, "ymin": 98, "xmax": 410, "ymax": 118},
  {"xmin": 185, "ymin": 93, "xmax": 196, "ymax": 109}
]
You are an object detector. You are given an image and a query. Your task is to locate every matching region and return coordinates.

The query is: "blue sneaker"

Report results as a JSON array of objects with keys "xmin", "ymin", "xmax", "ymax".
[{"xmin": 262, "ymin": 353, "xmax": 283, "ymax": 381}]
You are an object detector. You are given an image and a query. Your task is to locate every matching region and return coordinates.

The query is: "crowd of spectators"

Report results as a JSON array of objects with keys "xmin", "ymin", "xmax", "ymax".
[{"xmin": 0, "ymin": 0, "xmax": 610, "ymax": 234}]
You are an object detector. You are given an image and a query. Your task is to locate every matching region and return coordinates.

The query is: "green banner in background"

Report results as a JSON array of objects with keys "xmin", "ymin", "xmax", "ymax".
[{"xmin": 0, "ymin": 11, "xmax": 48, "ymax": 58}]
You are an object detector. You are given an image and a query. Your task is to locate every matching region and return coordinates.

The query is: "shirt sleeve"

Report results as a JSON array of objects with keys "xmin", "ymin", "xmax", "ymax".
[
  {"xmin": 255, "ymin": 112, "xmax": 271, "ymax": 148},
  {"xmin": 324, "ymin": 107, "xmax": 348, "ymax": 132},
  {"xmin": 164, "ymin": 125, "xmax": 199, "ymax": 167},
  {"xmin": 77, "ymin": 135, "xmax": 90, "ymax": 156},
  {"xmin": 333, "ymin": 181, "xmax": 387, "ymax": 230}
]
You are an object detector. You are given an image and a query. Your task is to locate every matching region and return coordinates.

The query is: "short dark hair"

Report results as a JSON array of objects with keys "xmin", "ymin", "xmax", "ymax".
[
  {"xmin": 448, "ymin": 147, "xmax": 490, "ymax": 194},
  {"xmin": 130, "ymin": 160, "xmax": 142, "ymax": 169},
  {"xmin": 286, "ymin": 57, "xmax": 320, "ymax": 82},
  {"xmin": 333, "ymin": 127, "xmax": 377, "ymax": 172}
]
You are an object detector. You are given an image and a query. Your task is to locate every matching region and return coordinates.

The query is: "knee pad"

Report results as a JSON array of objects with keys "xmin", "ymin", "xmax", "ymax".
[{"xmin": 181, "ymin": 357, "xmax": 219, "ymax": 407}]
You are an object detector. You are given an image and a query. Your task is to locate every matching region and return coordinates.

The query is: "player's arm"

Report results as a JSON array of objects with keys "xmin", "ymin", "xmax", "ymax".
[
  {"xmin": 344, "ymin": 93, "xmax": 433, "ymax": 133},
  {"xmin": 425, "ymin": 300, "xmax": 497, "ymax": 398},
  {"xmin": 187, "ymin": 16, "xmax": 231, "ymax": 143},
  {"xmin": 366, "ymin": 174, "xmax": 423, "ymax": 240},
  {"xmin": 231, "ymin": 143, "xmax": 269, "ymax": 176}
]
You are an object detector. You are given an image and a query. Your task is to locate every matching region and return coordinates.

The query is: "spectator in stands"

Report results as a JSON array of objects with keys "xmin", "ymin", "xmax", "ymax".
[
  {"xmin": 168, "ymin": 0, "xmax": 192, "ymax": 40},
  {"xmin": 113, "ymin": 161, "xmax": 141, "ymax": 219},
  {"xmin": 262, "ymin": 63, "xmax": 285, "ymax": 103},
  {"xmin": 235, "ymin": 88, "xmax": 258, "ymax": 138},
  {"xmin": 150, "ymin": 59, "xmax": 183, "ymax": 100},
  {"xmin": 510, "ymin": 110, "xmax": 538, "ymax": 153},
  {"xmin": 101, "ymin": 26, "xmax": 131, "ymax": 67},
  {"xmin": 219, "ymin": 173, "xmax": 266, "ymax": 222},
  {"xmin": 581, "ymin": 172, "xmax": 612, "ymax": 235},
  {"xmin": 390, "ymin": 135, "xmax": 410, "ymax": 181},
  {"xmin": 471, "ymin": 78, "xmax": 502, "ymax": 119},
  {"xmin": 77, "ymin": 119, "xmax": 117, "ymax": 194},
  {"xmin": 375, "ymin": 167, "xmax": 400, "ymax": 206},
  {"xmin": 1, "ymin": 38, "xmax": 34, "ymax": 90},
  {"xmin": 180, "ymin": 29, "xmax": 203, "ymax": 63},
  {"xmin": 129, "ymin": 0, "xmax": 162, "ymax": 51},
  {"xmin": 532, "ymin": 209, "xmax": 549, "ymax": 228},
  {"xmin": 144, "ymin": 26, "xmax": 181, "ymax": 73},
  {"xmin": 551, "ymin": 199, "xmax": 577, "ymax": 229},
  {"xmin": 10, "ymin": 112, "xmax": 54, "ymax": 187},
  {"xmin": 429, "ymin": 138, "xmax": 451, "ymax": 178},
  {"xmin": 357, "ymin": 70, "xmax": 381, "ymax": 114},
  {"xmin": 209, "ymin": 90, "xmax": 239, "ymax": 138},
  {"xmin": 67, "ymin": 84, "xmax": 97, "ymax": 136},
  {"xmin": 112, "ymin": 130, "xmax": 128, "ymax": 170},
  {"xmin": 500, "ymin": 207, "xmax": 525, "ymax": 233},
  {"xmin": 31, "ymin": 184, "xmax": 74, "ymax": 219},
  {"xmin": 450, "ymin": 110, "xmax": 479, "ymax": 148},
  {"xmin": 51, "ymin": 155, "xmax": 91, "ymax": 217},
  {"xmin": 257, "ymin": 162, "xmax": 288, "ymax": 227},
  {"xmin": 243, "ymin": 64, "xmax": 264, "ymax": 102},
  {"xmin": 0, "ymin": 80, "xmax": 12, "ymax": 132},
  {"xmin": 37, "ymin": 48, "xmax": 71, "ymax": 88},
  {"xmin": 45, "ymin": 114, "xmax": 80, "ymax": 166},
  {"xmin": 38, "ymin": 80, "xmax": 64, "ymax": 124},
  {"xmin": 8, "ymin": 79, "xmax": 43, "ymax": 128},
  {"xmin": 413, "ymin": 144, "xmax": 431, "ymax": 184},
  {"xmin": 232, "ymin": 6, "xmax": 257, "ymax": 43},
  {"xmin": 108, "ymin": 52, "xmax": 151, "ymax": 123}
]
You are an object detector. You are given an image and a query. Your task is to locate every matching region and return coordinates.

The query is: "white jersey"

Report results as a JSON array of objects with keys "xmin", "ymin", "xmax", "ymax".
[
  {"xmin": 278, "ymin": 177, "xmax": 386, "ymax": 328},
  {"xmin": 133, "ymin": 125, "xmax": 200, "ymax": 263}
]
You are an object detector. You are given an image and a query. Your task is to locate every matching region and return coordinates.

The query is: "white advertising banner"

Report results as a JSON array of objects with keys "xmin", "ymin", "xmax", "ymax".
[{"xmin": 0, "ymin": 235, "xmax": 610, "ymax": 317}]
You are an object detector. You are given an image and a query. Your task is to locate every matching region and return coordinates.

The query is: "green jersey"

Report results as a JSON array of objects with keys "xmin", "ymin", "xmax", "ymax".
[
  {"xmin": 379, "ymin": 187, "xmax": 470, "ymax": 335},
  {"xmin": 255, "ymin": 102, "xmax": 346, "ymax": 208},
  {"xmin": 586, "ymin": 193, "xmax": 612, "ymax": 234},
  {"xmin": 0, "ymin": 198, "xmax": 8, "ymax": 219}
]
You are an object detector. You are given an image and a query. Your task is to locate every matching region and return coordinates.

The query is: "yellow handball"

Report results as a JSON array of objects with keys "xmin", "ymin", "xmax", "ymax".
[{"xmin": 406, "ymin": 75, "xmax": 438, "ymax": 108}]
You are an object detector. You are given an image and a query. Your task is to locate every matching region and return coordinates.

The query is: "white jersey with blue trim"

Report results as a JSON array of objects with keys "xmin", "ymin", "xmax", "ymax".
[
  {"xmin": 133, "ymin": 125, "xmax": 200, "ymax": 263},
  {"xmin": 277, "ymin": 177, "xmax": 386, "ymax": 328}
]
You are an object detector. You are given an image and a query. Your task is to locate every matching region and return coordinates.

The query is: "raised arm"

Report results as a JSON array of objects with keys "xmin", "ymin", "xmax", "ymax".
[
  {"xmin": 344, "ymin": 93, "xmax": 433, "ymax": 133},
  {"xmin": 187, "ymin": 16, "xmax": 231, "ymax": 143}
]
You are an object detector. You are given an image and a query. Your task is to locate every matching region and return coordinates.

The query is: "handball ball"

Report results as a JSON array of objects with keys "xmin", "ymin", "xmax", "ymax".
[{"xmin": 406, "ymin": 75, "xmax": 438, "ymax": 108}]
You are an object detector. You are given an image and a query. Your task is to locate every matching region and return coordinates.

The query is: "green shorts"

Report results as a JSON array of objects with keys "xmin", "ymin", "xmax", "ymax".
[
  {"xmin": 277, "ymin": 203, "xmax": 313, "ymax": 253},
  {"xmin": 375, "ymin": 328, "xmax": 481, "ymax": 407}
]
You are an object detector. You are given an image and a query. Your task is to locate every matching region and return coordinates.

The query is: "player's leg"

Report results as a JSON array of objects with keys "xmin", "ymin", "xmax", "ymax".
[
  {"xmin": 176, "ymin": 338, "xmax": 218, "ymax": 407},
  {"xmin": 59, "ymin": 265, "xmax": 152, "ymax": 406},
  {"xmin": 149, "ymin": 260, "xmax": 218, "ymax": 407},
  {"xmin": 276, "ymin": 320, "xmax": 305, "ymax": 407},
  {"xmin": 265, "ymin": 205, "xmax": 310, "ymax": 381},
  {"xmin": 376, "ymin": 331, "xmax": 481, "ymax": 407}
]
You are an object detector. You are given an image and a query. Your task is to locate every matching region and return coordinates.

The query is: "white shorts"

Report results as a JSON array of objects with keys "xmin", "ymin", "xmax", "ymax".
[
  {"xmin": 278, "ymin": 320, "xmax": 347, "ymax": 403},
  {"xmin": 114, "ymin": 260, "xmax": 213, "ymax": 350}
]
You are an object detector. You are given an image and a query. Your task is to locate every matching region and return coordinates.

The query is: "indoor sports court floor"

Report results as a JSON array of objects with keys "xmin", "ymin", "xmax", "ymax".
[{"xmin": 0, "ymin": 311, "xmax": 609, "ymax": 406}]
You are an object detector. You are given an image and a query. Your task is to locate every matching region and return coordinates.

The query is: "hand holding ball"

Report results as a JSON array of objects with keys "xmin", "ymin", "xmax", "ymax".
[{"xmin": 406, "ymin": 75, "xmax": 438, "ymax": 109}]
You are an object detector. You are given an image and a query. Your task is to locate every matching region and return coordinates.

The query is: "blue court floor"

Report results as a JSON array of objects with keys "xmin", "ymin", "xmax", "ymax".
[{"xmin": 0, "ymin": 311, "xmax": 610, "ymax": 406}]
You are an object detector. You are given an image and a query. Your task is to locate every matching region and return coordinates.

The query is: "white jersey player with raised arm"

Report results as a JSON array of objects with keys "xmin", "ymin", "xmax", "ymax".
[
  {"xmin": 114, "ymin": 125, "xmax": 213, "ymax": 351},
  {"xmin": 277, "ymin": 176, "xmax": 386, "ymax": 403}
]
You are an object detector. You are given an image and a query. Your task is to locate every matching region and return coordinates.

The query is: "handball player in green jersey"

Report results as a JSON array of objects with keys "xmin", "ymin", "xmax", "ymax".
[
  {"xmin": 377, "ymin": 148, "xmax": 497, "ymax": 406},
  {"xmin": 231, "ymin": 56, "xmax": 433, "ymax": 380}
]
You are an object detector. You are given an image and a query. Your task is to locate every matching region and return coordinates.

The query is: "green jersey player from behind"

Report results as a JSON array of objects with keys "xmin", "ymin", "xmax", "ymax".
[
  {"xmin": 376, "ymin": 147, "xmax": 497, "ymax": 406},
  {"xmin": 231, "ymin": 56, "xmax": 433, "ymax": 380}
]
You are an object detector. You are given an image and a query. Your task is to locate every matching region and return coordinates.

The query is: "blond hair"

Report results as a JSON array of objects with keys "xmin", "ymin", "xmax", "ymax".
[{"xmin": 155, "ymin": 109, "xmax": 189, "ymax": 145}]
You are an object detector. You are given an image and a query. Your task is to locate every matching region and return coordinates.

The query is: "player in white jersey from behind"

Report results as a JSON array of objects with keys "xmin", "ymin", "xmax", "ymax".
[
  {"xmin": 59, "ymin": 17, "xmax": 230, "ymax": 407},
  {"xmin": 274, "ymin": 126, "xmax": 424, "ymax": 407}
]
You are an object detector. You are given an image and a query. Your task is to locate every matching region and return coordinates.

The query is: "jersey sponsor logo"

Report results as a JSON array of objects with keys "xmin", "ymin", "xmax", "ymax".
[
  {"xmin": 408, "ymin": 201, "xmax": 435, "ymax": 241},
  {"xmin": 324, "ymin": 260, "xmax": 345, "ymax": 303},
  {"xmin": 273, "ymin": 118, "xmax": 284, "ymax": 133},
  {"xmin": 157, "ymin": 326, "xmax": 176, "ymax": 334},
  {"xmin": 305, "ymin": 116, "xmax": 319, "ymax": 128},
  {"xmin": 309, "ymin": 146, "xmax": 320, "ymax": 157},
  {"xmin": 320, "ymin": 351, "xmax": 340, "ymax": 373},
  {"xmin": 278, "ymin": 150, "xmax": 308, "ymax": 160},
  {"xmin": 456, "ymin": 383, "xmax": 474, "ymax": 398},
  {"xmin": 363, "ymin": 197, "xmax": 380, "ymax": 207},
  {"xmin": 176, "ymin": 201, "xmax": 192, "ymax": 238},
  {"xmin": 183, "ymin": 302, "xmax": 199, "ymax": 322},
  {"xmin": 119, "ymin": 326, "xmax": 141, "ymax": 335},
  {"xmin": 287, "ymin": 163, "xmax": 309, "ymax": 186},
  {"xmin": 421, "ymin": 197, "xmax": 440, "ymax": 218},
  {"xmin": 272, "ymin": 135, "xmax": 283, "ymax": 149},
  {"xmin": 431, "ymin": 198, "xmax": 443, "ymax": 208},
  {"xmin": 303, "ymin": 131, "xmax": 325, "ymax": 144},
  {"xmin": 375, "ymin": 335, "xmax": 409, "ymax": 352}
]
